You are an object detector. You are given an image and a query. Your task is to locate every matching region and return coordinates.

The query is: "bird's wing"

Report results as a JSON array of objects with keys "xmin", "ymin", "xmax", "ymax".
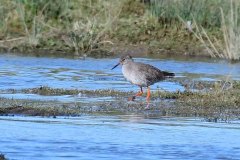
[{"xmin": 135, "ymin": 62, "xmax": 165, "ymax": 84}]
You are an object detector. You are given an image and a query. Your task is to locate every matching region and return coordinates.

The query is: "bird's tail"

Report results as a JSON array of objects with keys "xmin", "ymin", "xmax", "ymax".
[{"xmin": 163, "ymin": 71, "xmax": 175, "ymax": 77}]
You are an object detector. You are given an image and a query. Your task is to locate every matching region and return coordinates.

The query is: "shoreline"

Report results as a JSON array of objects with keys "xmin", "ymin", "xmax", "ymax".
[
  {"xmin": 1, "ymin": 0, "xmax": 236, "ymax": 60},
  {"xmin": 1, "ymin": 82, "xmax": 239, "ymax": 122},
  {"xmin": 0, "ymin": 27, "xmax": 215, "ymax": 59},
  {"xmin": 0, "ymin": 42, "xmax": 212, "ymax": 59}
]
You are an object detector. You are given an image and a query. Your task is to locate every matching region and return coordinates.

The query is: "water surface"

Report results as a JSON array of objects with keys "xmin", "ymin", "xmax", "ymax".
[
  {"xmin": 0, "ymin": 115, "xmax": 240, "ymax": 160},
  {"xmin": 1, "ymin": 53, "xmax": 240, "ymax": 102},
  {"xmin": 1, "ymin": 54, "xmax": 240, "ymax": 160}
]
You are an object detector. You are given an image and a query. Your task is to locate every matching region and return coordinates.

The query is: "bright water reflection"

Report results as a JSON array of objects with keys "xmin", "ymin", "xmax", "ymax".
[{"xmin": 1, "ymin": 54, "xmax": 240, "ymax": 93}]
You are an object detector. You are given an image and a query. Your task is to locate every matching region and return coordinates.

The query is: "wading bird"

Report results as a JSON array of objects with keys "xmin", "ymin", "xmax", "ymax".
[{"xmin": 112, "ymin": 54, "xmax": 174, "ymax": 108}]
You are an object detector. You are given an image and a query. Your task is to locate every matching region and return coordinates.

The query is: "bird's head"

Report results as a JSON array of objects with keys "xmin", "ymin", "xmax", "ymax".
[{"xmin": 111, "ymin": 54, "xmax": 133, "ymax": 70}]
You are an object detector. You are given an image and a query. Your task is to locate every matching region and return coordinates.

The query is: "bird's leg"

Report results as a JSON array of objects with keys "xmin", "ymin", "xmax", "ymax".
[
  {"xmin": 146, "ymin": 87, "xmax": 151, "ymax": 109},
  {"xmin": 135, "ymin": 87, "xmax": 143, "ymax": 97},
  {"xmin": 128, "ymin": 87, "xmax": 143, "ymax": 101}
]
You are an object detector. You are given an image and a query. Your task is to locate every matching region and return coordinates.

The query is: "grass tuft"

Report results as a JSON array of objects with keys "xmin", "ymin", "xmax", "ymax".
[
  {"xmin": 0, "ymin": 0, "xmax": 240, "ymax": 59},
  {"xmin": 180, "ymin": 0, "xmax": 240, "ymax": 60}
]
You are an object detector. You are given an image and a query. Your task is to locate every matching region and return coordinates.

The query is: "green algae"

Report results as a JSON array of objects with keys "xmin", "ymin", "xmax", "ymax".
[
  {"xmin": 0, "ymin": 91, "xmax": 238, "ymax": 122},
  {"xmin": 1, "ymin": 81, "xmax": 240, "ymax": 121}
]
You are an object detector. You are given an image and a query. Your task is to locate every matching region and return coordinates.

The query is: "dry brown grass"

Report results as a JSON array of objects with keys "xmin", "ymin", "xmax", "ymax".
[{"xmin": 184, "ymin": 0, "xmax": 240, "ymax": 60}]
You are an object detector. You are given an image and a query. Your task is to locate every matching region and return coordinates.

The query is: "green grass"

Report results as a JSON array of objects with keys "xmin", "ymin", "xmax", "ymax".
[
  {"xmin": 0, "ymin": 0, "xmax": 239, "ymax": 59},
  {"xmin": 148, "ymin": 0, "xmax": 233, "ymax": 28}
]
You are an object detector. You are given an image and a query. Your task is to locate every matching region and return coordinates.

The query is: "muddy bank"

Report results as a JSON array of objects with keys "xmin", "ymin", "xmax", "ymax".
[
  {"xmin": 0, "ymin": 47, "xmax": 115, "ymax": 59},
  {"xmin": 0, "ymin": 39, "xmax": 208, "ymax": 59},
  {"xmin": 0, "ymin": 94, "xmax": 239, "ymax": 122},
  {"xmin": 1, "ymin": 82, "xmax": 240, "ymax": 122}
]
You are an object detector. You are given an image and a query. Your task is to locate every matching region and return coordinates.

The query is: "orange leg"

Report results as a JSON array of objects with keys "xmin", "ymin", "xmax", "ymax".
[
  {"xmin": 135, "ymin": 87, "xmax": 143, "ymax": 97},
  {"xmin": 146, "ymin": 87, "xmax": 151, "ymax": 108},
  {"xmin": 128, "ymin": 87, "xmax": 143, "ymax": 101}
]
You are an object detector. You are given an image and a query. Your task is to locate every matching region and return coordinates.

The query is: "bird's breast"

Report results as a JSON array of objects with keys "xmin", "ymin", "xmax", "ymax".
[{"xmin": 122, "ymin": 64, "xmax": 147, "ymax": 87}]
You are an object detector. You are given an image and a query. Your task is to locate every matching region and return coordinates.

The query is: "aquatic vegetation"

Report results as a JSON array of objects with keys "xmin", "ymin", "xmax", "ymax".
[
  {"xmin": 21, "ymin": 86, "xmax": 133, "ymax": 96},
  {"xmin": 1, "ymin": 81, "xmax": 240, "ymax": 121}
]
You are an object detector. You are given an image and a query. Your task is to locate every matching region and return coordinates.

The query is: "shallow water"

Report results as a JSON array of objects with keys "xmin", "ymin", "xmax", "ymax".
[
  {"xmin": 0, "ymin": 115, "xmax": 240, "ymax": 160},
  {"xmin": 0, "ymin": 53, "xmax": 240, "ymax": 102},
  {"xmin": 1, "ymin": 54, "xmax": 240, "ymax": 160}
]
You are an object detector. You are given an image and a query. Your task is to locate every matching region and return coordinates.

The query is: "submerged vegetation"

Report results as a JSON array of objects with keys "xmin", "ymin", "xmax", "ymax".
[
  {"xmin": 0, "ymin": 0, "xmax": 239, "ymax": 59},
  {"xmin": 1, "ymin": 81, "xmax": 240, "ymax": 121}
]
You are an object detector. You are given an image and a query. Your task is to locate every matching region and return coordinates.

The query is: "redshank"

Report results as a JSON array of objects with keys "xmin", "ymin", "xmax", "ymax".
[{"xmin": 111, "ymin": 54, "xmax": 174, "ymax": 108}]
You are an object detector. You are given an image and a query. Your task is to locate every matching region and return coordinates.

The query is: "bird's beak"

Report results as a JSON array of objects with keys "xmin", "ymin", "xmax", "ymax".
[{"xmin": 111, "ymin": 62, "xmax": 120, "ymax": 70}]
